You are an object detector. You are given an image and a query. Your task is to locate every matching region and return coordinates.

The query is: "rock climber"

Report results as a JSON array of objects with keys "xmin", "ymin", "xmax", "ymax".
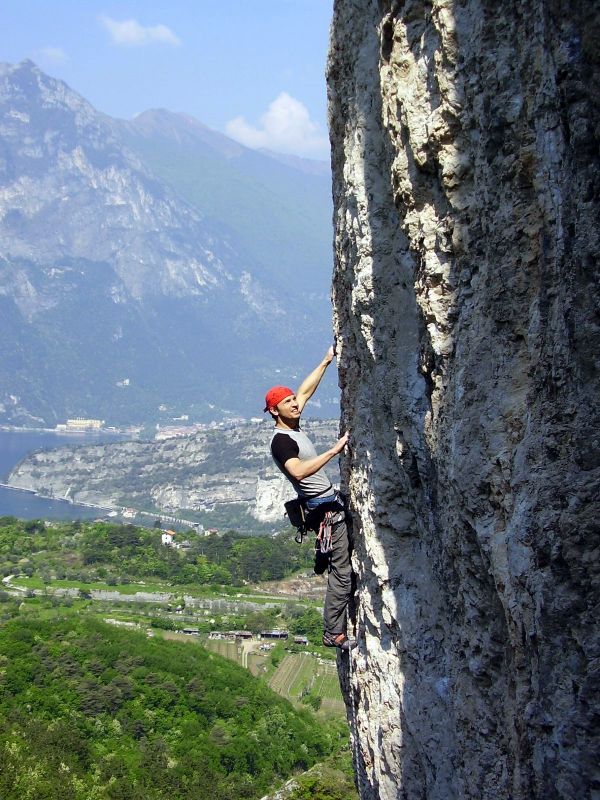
[{"xmin": 264, "ymin": 345, "xmax": 356, "ymax": 650}]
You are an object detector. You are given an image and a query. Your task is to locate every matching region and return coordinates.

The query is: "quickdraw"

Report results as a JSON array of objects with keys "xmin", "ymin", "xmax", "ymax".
[{"xmin": 316, "ymin": 510, "xmax": 336, "ymax": 554}]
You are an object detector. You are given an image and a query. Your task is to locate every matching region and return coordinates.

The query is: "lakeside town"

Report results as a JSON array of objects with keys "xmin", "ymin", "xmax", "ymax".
[{"xmin": 0, "ymin": 414, "xmax": 267, "ymax": 441}]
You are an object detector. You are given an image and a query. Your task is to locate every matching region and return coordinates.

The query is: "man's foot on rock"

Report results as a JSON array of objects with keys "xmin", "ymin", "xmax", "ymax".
[{"xmin": 322, "ymin": 631, "xmax": 357, "ymax": 650}]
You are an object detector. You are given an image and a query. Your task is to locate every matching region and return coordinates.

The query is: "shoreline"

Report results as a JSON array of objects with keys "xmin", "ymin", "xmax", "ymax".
[
  {"xmin": 0, "ymin": 481, "xmax": 200, "ymax": 529},
  {"xmin": 0, "ymin": 481, "xmax": 114, "ymax": 512},
  {"xmin": 0, "ymin": 425, "xmax": 133, "ymax": 436},
  {"xmin": 0, "ymin": 429, "xmax": 199, "ymax": 529}
]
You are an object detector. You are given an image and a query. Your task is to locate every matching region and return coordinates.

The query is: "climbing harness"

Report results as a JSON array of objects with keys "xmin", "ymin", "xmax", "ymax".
[{"xmin": 284, "ymin": 484, "xmax": 337, "ymax": 544}]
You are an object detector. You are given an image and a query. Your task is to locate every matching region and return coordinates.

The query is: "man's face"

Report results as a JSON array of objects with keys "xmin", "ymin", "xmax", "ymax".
[{"xmin": 274, "ymin": 393, "xmax": 301, "ymax": 422}]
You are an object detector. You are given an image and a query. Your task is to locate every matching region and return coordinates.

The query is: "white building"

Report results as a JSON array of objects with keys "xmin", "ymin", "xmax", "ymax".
[{"xmin": 161, "ymin": 531, "xmax": 175, "ymax": 546}]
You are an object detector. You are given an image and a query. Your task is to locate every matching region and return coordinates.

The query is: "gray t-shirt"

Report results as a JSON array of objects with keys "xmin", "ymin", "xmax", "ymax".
[{"xmin": 270, "ymin": 427, "xmax": 334, "ymax": 499}]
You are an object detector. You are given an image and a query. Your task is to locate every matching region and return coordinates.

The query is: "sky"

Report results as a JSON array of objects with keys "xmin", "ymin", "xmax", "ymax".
[{"xmin": 1, "ymin": 0, "xmax": 334, "ymax": 159}]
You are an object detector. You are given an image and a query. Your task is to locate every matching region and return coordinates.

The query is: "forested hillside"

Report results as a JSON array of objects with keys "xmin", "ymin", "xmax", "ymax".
[
  {"xmin": 0, "ymin": 517, "xmax": 313, "ymax": 586},
  {"xmin": 0, "ymin": 614, "xmax": 339, "ymax": 800}
]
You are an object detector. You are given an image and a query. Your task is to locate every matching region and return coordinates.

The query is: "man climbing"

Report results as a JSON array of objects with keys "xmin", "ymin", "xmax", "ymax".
[{"xmin": 264, "ymin": 345, "xmax": 356, "ymax": 650}]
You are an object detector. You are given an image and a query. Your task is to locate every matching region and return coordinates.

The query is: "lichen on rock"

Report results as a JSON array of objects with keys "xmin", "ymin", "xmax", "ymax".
[{"xmin": 327, "ymin": 1, "xmax": 600, "ymax": 798}]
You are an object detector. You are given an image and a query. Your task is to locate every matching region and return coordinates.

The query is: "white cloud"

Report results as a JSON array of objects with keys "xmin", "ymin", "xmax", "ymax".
[
  {"xmin": 225, "ymin": 92, "xmax": 329, "ymax": 159},
  {"xmin": 38, "ymin": 47, "xmax": 68, "ymax": 63},
  {"xmin": 98, "ymin": 15, "xmax": 181, "ymax": 47}
]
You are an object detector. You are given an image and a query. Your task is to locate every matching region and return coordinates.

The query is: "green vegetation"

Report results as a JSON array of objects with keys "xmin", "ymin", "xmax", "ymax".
[
  {"xmin": 202, "ymin": 640, "xmax": 343, "ymax": 715},
  {"xmin": 0, "ymin": 516, "xmax": 313, "ymax": 587},
  {"xmin": 0, "ymin": 511, "xmax": 357, "ymax": 799},
  {"xmin": 0, "ymin": 518, "xmax": 334, "ymax": 659},
  {"xmin": 287, "ymin": 750, "xmax": 359, "ymax": 800},
  {"xmin": 0, "ymin": 611, "xmax": 349, "ymax": 800}
]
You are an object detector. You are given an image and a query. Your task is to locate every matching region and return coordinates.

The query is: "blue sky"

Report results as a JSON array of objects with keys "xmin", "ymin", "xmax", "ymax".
[{"xmin": 1, "ymin": 0, "xmax": 333, "ymax": 158}]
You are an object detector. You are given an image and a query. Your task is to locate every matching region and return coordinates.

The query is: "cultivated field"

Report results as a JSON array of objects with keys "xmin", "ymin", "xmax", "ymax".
[
  {"xmin": 205, "ymin": 639, "xmax": 240, "ymax": 661},
  {"xmin": 204, "ymin": 639, "xmax": 344, "ymax": 715},
  {"xmin": 269, "ymin": 652, "xmax": 344, "ymax": 714}
]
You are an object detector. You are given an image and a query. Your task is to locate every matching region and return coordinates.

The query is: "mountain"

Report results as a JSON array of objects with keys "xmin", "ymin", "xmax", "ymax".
[
  {"xmin": 7, "ymin": 419, "xmax": 340, "ymax": 533},
  {"xmin": 122, "ymin": 108, "xmax": 333, "ymax": 296},
  {"xmin": 0, "ymin": 61, "xmax": 338, "ymax": 426}
]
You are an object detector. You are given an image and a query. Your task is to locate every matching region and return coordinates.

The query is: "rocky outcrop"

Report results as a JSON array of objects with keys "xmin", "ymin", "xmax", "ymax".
[
  {"xmin": 8, "ymin": 420, "xmax": 339, "ymax": 531},
  {"xmin": 328, "ymin": 2, "xmax": 599, "ymax": 798}
]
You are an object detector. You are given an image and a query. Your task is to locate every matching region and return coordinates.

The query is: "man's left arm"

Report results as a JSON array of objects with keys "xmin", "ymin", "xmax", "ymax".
[{"xmin": 296, "ymin": 346, "xmax": 334, "ymax": 412}]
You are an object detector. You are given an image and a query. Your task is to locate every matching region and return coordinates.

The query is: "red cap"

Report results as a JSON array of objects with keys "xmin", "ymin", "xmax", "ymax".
[{"xmin": 264, "ymin": 386, "xmax": 294, "ymax": 412}]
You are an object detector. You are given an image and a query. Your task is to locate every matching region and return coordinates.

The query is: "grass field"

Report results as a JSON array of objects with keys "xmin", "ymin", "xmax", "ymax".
[
  {"xmin": 282, "ymin": 653, "xmax": 315, "ymax": 696},
  {"xmin": 204, "ymin": 639, "xmax": 240, "ymax": 660},
  {"xmin": 247, "ymin": 652, "xmax": 268, "ymax": 677},
  {"xmin": 202, "ymin": 639, "xmax": 344, "ymax": 715},
  {"xmin": 199, "ymin": 639, "xmax": 272, "ymax": 678},
  {"xmin": 269, "ymin": 653, "xmax": 344, "ymax": 714}
]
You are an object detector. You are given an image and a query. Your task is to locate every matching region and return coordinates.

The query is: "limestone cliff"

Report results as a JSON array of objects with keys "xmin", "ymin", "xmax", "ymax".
[{"xmin": 328, "ymin": 2, "xmax": 599, "ymax": 798}]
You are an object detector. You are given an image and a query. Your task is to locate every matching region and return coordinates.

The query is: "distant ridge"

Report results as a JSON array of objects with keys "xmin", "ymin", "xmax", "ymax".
[
  {"xmin": 257, "ymin": 147, "xmax": 331, "ymax": 177},
  {"xmin": 129, "ymin": 109, "xmax": 247, "ymax": 158}
]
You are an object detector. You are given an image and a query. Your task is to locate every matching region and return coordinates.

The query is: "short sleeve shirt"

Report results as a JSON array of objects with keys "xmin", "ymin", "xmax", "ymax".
[{"xmin": 270, "ymin": 428, "xmax": 333, "ymax": 499}]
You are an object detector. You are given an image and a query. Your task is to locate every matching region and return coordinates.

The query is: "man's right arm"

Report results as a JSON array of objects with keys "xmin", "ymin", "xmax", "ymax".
[
  {"xmin": 283, "ymin": 432, "xmax": 348, "ymax": 482},
  {"xmin": 296, "ymin": 346, "xmax": 335, "ymax": 412}
]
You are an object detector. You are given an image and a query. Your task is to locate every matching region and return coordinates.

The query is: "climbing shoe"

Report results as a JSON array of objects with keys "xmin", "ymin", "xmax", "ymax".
[{"xmin": 322, "ymin": 632, "xmax": 357, "ymax": 650}]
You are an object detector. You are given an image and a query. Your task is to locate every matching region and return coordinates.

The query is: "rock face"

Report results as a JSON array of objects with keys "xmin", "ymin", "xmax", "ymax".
[{"xmin": 328, "ymin": 2, "xmax": 599, "ymax": 798}]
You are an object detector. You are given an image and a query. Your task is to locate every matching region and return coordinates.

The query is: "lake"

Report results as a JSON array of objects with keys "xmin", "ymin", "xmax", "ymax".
[{"xmin": 0, "ymin": 430, "xmax": 125, "ymax": 521}]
